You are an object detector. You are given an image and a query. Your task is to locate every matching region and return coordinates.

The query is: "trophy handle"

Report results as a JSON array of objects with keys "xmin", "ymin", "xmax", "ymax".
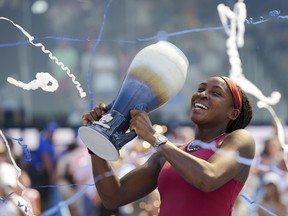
[
  {"xmin": 114, "ymin": 103, "xmax": 148, "ymax": 149},
  {"xmin": 114, "ymin": 130, "xmax": 136, "ymax": 149},
  {"xmin": 105, "ymin": 100, "xmax": 114, "ymax": 112}
]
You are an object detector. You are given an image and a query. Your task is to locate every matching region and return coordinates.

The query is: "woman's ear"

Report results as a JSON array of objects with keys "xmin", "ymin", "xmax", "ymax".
[{"xmin": 229, "ymin": 109, "xmax": 241, "ymax": 121}]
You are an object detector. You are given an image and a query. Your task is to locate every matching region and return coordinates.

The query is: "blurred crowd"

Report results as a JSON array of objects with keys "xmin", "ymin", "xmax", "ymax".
[
  {"xmin": 0, "ymin": 121, "xmax": 287, "ymax": 216},
  {"xmin": 0, "ymin": 1, "xmax": 288, "ymax": 215},
  {"xmin": 1, "ymin": 0, "xmax": 288, "ymax": 128}
]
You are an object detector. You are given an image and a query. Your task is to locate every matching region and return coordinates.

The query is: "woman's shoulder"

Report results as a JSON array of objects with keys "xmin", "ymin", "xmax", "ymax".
[
  {"xmin": 226, "ymin": 129, "xmax": 254, "ymax": 143},
  {"xmin": 222, "ymin": 129, "xmax": 255, "ymax": 158}
]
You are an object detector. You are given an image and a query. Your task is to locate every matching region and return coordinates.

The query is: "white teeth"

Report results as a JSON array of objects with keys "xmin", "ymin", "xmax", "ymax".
[{"xmin": 195, "ymin": 103, "xmax": 207, "ymax": 110}]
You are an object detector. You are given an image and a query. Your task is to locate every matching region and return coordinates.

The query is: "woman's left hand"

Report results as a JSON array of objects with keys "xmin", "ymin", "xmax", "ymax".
[{"xmin": 129, "ymin": 110, "xmax": 156, "ymax": 144}]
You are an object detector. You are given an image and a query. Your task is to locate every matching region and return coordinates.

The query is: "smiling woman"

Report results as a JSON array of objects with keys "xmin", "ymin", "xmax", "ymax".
[
  {"xmin": 82, "ymin": 75, "xmax": 255, "ymax": 216},
  {"xmin": 191, "ymin": 76, "xmax": 252, "ymax": 133}
]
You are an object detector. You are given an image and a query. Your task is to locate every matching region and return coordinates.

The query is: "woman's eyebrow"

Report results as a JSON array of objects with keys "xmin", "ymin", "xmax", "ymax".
[
  {"xmin": 213, "ymin": 85, "xmax": 225, "ymax": 91},
  {"xmin": 198, "ymin": 82, "xmax": 206, "ymax": 87}
]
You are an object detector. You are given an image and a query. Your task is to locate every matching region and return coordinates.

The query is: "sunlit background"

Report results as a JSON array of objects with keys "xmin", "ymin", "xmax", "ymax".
[
  {"xmin": 0, "ymin": 0, "xmax": 287, "ymax": 129},
  {"xmin": 0, "ymin": 1, "xmax": 288, "ymax": 216}
]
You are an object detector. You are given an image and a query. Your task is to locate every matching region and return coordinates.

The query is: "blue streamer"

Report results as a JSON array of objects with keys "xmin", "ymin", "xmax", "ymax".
[
  {"xmin": 240, "ymin": 194, "xmax": 278, "ymax": 216},
  {"xmin": 17, "ymin": 200, "xmax": 29, "ymax": 213},
  {"xmin": 2, "ymin": 170, "xmax": 283, "ymax": 216},
  {"xmin": 44, "ymin": 36, "xmax": 85, "ymax": 42},
  {"xmin": 0, "ymin": 10, "xmax": 286, "ymax": 49},
  {"xmin": 4, "ymin": 134, "xmax": 32, "ymax": 162},
  {"xmin": 137, "ymin": 26, "xmax": 224, "ymax": 42},
  {"xmin": 1, "ymin": 7, "xmax": 287, "ymax": 216},
  {"xmin": 269, "ymin": 10, "xmax": 281, "ymax": 17},
  {"xmin": 39, "ymin": 186, "xmax": 88, "ymax": 216},
  {"xmin": 245, "ymin": 10, "xmax": 283, "ymax": 25},
  {"xmin": 86, "ymin": 0, "xmax": 114, "ymax": 110}
]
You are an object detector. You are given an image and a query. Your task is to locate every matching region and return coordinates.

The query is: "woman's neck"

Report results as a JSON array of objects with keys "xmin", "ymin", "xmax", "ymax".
[{"xmin": 194, "ymin": 127, "xmax": 227, "ymax": 142}]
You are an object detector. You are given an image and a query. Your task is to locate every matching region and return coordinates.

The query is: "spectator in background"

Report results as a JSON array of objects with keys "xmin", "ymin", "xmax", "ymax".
[
  {"xmin": 28, "ymin": 121, "xmax": 59, "ymax": 213},
  {"xmin": 66, "ymin": 139, "xmax": 100, "ymax": 216},
  {"xmin": 0, "ymin": 136, "xmax": 41, "ymax": 215},
  {"xmin": 259, "ymin": 136, "xmax": 285, "ymax": 171},
  {"xmin": 257, "ymin": 175, "xmax": 287, "ymax": 216},
  {"xmin": 251, "ymin": 136, "xmax": 287, "ymax": 200},
  {"xmin": 56, "ymin": 139, "xmax": 79, "ymax": 216}
]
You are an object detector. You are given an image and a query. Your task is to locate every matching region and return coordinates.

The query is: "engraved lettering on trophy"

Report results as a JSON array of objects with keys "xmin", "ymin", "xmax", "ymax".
[{"xmin": 92, "ymin": 113, "xmax": 113, "ymax": 129}]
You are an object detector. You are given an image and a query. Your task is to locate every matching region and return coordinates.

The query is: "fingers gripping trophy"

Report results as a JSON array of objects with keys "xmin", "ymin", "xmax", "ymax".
[{"xmin": 78, "ymin": 41, "xmax": 189, "ymax": 161}]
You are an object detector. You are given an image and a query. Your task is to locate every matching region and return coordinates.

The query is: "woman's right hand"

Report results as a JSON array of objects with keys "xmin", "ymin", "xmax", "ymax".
[{"xmin": 82, "ymin": 103, "xmax": 107, "ymax": 126}]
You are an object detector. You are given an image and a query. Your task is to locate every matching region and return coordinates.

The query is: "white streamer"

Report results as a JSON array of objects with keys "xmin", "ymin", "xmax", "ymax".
[
  {"xmin": 190, "ymin": 139, "xmax": 286, "ymax": 176},
  {"xmin": 218, "ymin": 0, "xmax": 286, "ymax": 170},
  {"xmin": 218, "ymin": 0, "xmax": 287, "ymax": 171},
  {"xmin": 7, "ymin": 72, "xmax": 59, "ymax": 92},
  {"xmin": 257, "ymin": 101, "xmax": 288, "ymax": 169},
  {"xmin": 0, "ymin": 17, "xmax": 86, "ymax": 98},
  {"xmin": 217, "ymin": 1, "xmax": 281, "ymax": 106},
  {"xmin": 0, "ymin": 130, "xmax": 33, "ymax": 216},
  {"xmin": 217, "ymin": 2, "xmax": 286, "ymax": 215}
]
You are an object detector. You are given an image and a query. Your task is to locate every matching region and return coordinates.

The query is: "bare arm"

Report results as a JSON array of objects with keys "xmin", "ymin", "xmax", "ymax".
[
  {"xmin": 157, "ymin": 129, "xmax": 255, "ymax": 192},
  {"xmin": 129, "ymin": 110, "xmax": 255, "ymax": 192},
  {"xmin": 82, "ymin": 104, "xmax": 165, "ymax": 209},
  {"xmin": 90, "ymin": 152, "xmax": 164, "ymax": 209}
]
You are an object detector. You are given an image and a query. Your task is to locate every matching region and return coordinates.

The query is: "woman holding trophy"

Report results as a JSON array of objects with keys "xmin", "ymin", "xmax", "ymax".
[{"xmin": 82, "ymin": 73, "xmax": 255, "ymax": 215}]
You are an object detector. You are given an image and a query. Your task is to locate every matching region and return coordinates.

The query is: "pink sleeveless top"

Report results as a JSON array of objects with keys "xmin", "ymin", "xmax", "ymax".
[{"xmin": 157, "ymin": 134, "xmax": 244, "ymax": 216}]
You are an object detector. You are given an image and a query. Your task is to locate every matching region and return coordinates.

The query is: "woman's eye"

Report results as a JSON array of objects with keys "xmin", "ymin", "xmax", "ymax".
[
  {"xmin": 213, "ymin": 91, "xmax": 221, "ymax": 96},
  {"xmin": 197, "ymin": 88, "xmax": 205, "ymax": 92}
]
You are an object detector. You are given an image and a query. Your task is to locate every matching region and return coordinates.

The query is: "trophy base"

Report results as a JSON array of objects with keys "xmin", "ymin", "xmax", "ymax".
[{"xmin": 78, "ymin": 126, "xmax": 120, "ymax": 161}]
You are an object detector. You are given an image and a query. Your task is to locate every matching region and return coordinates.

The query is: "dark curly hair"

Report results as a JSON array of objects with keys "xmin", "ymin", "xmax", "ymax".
[{"xmin": 226, "ymin": 89, "xmax": 253, "ymax": 133}]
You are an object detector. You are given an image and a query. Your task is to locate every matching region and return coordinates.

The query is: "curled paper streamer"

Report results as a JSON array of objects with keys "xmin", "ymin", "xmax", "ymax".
[
  {"xmin": 4, "ymin": 134, "xmax": 32, "ymax": 163},
  {"xmin": 0, "ymin": 16, "xmax": 86, "ymax": 98},
  {"xmin": 217, "ymin": 1, "xmax": 281, "ymax": 106},
  {"xmin": 231, "ymin": 74, "xmax": 281, "ymax": 106},
  {"xmin": 218, "ymin": 1, "xmax": 287, "ymax": 203},
  {"xmin": 0, "ymin": 130, "xmax": 33, "ymax": 215},
  {"xmin": 16, "ymin": 138, "xmax": 32, "ymax": 162},
  {"xmin": 7, "ymin": 72, "xmax": 59, "ymax": 92}
]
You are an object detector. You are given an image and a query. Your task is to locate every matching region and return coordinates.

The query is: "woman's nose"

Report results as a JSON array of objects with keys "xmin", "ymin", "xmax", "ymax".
[{"xmin": 198, "ymin": 90, "xmax": 208, "ymax": 98}]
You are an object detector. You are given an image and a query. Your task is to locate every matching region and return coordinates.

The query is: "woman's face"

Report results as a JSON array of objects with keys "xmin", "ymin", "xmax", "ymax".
[{"xmin": 190, "ymin": 76, "xmax": 236, "ymax": 127}]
